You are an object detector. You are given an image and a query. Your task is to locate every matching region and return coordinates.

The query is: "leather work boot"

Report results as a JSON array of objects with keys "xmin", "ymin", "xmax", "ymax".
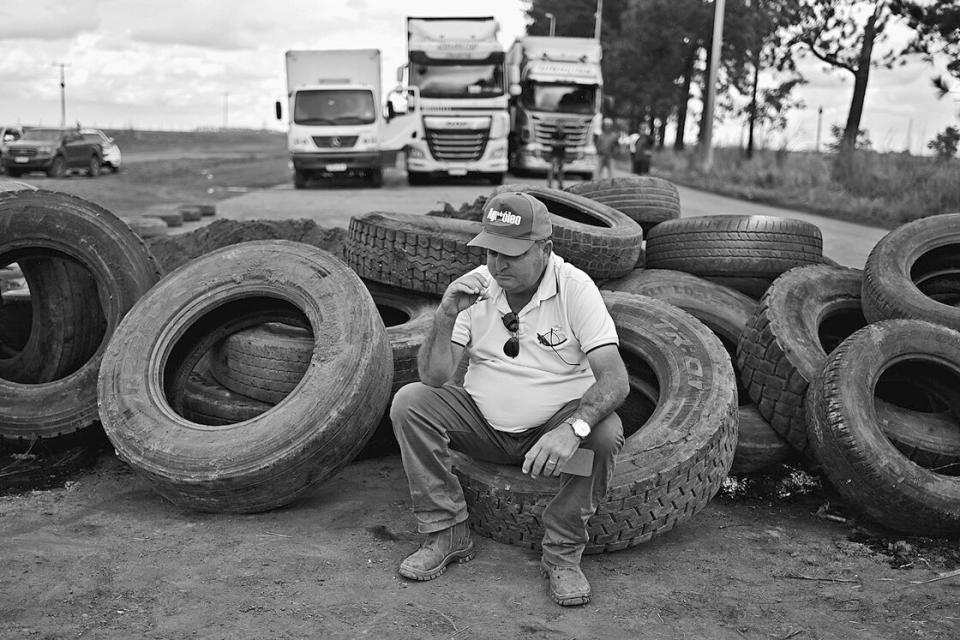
[
  {"xmin": 398, "ymin": 521, "xmax": 475, "ymax": 581},
  {"xmin": 540, "ymin": 559, "xmax": 591, "ymax": 606}
]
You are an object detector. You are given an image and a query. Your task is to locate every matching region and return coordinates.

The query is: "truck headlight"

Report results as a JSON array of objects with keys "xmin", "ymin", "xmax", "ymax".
[
  {"xmin": 406, "ymin": 146, "xmax": 425, "ymax": 159},
  {"xmin": 489, "ymin": 113, "xmax": 510, "ymax": 139},
  {"xmin": 39, "ymin": 145, "xmax": 54, "ymax": 154}
]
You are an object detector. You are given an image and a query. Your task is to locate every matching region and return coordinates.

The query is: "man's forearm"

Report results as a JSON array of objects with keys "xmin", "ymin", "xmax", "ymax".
[
  {"xmin": 417, "ymin": 310, "xmax": 458, "ymax": 386},
  {"xmin": 567, "ymin": 370, "xmax": 629, "ymax": 428}
]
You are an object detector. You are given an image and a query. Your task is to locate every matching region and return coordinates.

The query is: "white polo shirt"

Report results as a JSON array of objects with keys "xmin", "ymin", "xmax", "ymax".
[{"xmin": 452, "ymin": 253, "xmax": 619, "ymax": 433}]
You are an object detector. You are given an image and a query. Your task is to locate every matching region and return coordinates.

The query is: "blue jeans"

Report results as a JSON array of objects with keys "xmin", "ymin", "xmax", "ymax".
[{"xmin": 390, "ymin": 382, "xmax": 623, "ymax": 566}]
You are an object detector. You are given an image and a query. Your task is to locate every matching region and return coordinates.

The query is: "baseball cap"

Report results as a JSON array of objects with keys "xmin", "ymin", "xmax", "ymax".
[{"xmin": 467, "ymin": 192, "xmax": 553, "ymax": 256}]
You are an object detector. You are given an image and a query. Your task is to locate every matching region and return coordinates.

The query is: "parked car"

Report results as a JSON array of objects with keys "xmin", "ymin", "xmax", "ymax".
[
  {"xmin": 0, "ymin": 125, "xmax": 25, "ymax": 174},
  {"xmin": 1, "ymin": 127, "xmax": 104, "ymax": 178},
  {"xmin": 80, "ymin": 128, "xmax": 121, "ymax": 172}
]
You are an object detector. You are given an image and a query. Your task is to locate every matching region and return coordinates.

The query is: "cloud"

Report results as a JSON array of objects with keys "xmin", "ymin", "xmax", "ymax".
[{"xmin": 0, "ymin": 0, "xmax": 100, "ymax": 40}]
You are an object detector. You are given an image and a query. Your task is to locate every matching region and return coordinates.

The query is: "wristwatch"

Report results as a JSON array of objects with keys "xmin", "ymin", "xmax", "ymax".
[{"xmin": 567, "ymin": 418, "xmax": 591, "ymax": 441}]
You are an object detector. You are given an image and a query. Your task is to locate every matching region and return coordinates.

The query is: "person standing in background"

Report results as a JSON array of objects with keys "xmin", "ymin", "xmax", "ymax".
[
  {"xmin": 593, "ymin": 117, "xmax": 618, "ymax": 180},
  {"xmin": 546, "ymin": 126, "xmax": 568, "ymax": 189}
]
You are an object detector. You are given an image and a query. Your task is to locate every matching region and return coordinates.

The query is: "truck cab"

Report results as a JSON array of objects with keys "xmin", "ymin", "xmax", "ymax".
[
  {"xmin": 278, "ymin": 49, "xmax": 410, "ymax": 189},
  {"xmin": 400, "ymin": 17, "xmax": 510, "ymax": 185},
  {"xmin": 507, "ymin": 36, "xmax": 603, "ymax": 179}
]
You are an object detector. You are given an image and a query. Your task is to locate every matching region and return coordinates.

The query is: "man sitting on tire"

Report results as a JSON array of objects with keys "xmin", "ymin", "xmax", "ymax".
[{"xmin": 390, "ymin": 192, "xmax": 629, "ymax": 606}]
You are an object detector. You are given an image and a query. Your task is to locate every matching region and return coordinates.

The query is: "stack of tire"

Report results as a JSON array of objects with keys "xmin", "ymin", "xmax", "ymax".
[{"xmin": 0, "ymin": 189, "xmax": 398, "ymax": 515}]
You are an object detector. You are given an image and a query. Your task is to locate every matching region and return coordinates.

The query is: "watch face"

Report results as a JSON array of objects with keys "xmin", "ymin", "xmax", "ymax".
[{"xmin": 572, "ymin": 419, "xmax": 590, "ymax": 438}]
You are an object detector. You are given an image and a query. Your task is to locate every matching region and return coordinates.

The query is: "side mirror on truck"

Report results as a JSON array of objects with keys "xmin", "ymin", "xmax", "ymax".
[{"xmin": 275, "ymin": 101, "xmax": 282, "ymax": 121}]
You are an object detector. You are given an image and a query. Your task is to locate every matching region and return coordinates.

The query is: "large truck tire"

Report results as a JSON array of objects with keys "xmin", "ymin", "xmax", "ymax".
[
  {"xmin": 806, "ymin": 319, "xmax": 960, "ymax": 536},
  {"xmin": 602, "ymin": 268, "xmax": 789, "ymax": 472},
  {"xmin": 490, "ymin": 184, "xmax": 643, "ymax": 280},
  {"xmin": 645, "ymin": 215, "xmax": 824, "ymax": 298},
  {"xmin": 97, "ymin": 240, "xmax": 393, "ymax": 513},
  {"xmin": 181, "ymin": 365, "xmax": 273, "ymax": 426},
  {"xmin": 344, "ymin": 211, "xmax": 484, "ymax": 295},
  {"xmin": 0, "ymin": 190, "xmax": 162, "ymax": 442},
  {"xmin": 564, "ymin": 176, "xmax": 681, "ymax": 234},
  {"xmin": 209, "ymin": 281, "xmax": 438, "ymax": 401},
  {"xmin": 862, "ymin": 213, "xmax": 960, "ymax": 332},
  {"xmin": 451, "ymin": 292, "xmax": 738, "ymax": 554},
  {"xmin": 736, "ymin": 263, "xmax": 960, "ymax": 464},
  {"xmin": 737, "ymin": 265, "xmax": 866, "ymax": 452}
]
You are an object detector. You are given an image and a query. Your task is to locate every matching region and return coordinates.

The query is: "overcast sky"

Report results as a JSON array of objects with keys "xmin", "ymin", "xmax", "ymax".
[{"xmin": 1, "ymin": 0, "xmax": 956, "ymax": 154}]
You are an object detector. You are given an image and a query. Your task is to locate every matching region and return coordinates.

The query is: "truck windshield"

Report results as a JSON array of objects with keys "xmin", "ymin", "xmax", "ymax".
[
  {"xmin": 410, "ymin": 64, "xmax": 504, "ymax": 99},
  {"xmin": 521, "ymin": 84, "xmax": 597, "ymax": 115},
  {"xmin": 294, "ymin": 90, "xmax": 376, "ymax": 126}
]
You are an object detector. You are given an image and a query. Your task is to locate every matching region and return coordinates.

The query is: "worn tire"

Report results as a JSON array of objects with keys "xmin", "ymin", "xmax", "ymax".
[
  {"xmin": 124, "ymin": 216, "xmax": 168, "ymax": 238},
  {"xmin": 564, "ymin": 176, "xmax": 680, "ymax": 234},
  {"xmin": 737, "ymin": 265, "xmax": 867, "ymax": 452},
  {"xmin": 0, "ymin": 190, "xmax": 162, "ymax": 441},
  {"xmin": 861, "ymin": 212, "xmax": 960, "ymax": 332},
  {"xmin": 344, "ymin": 211, "xmax": 485, "ymax": 295},
  {"xmin": 0, "ymin": 257, "xmax": 105, "ymax": 384},
  {"xmin": 177, "ymin": 204, "xmax": 205, "ymax": 222},
  {"xmin": 490, "ymin": 184, "xmax": 643, "ymax": 280},
  {"xmin": 210, "ymin": 281, "xmax": 438, "ymax": 402},
  {"xmin": 144, "ymin": 210, "xmax": 184, "ymax": 228},
  {"xmin": 731, "ymin": 405, "xmax": 792, "ymax": 475},
  {"xmin": 646, "ymin": 215, "xmax": 824, "ymax": 298},
  {"xmin": 806, "ymin": 319, "xmax": 960, "ymax": 536},
  {"xmin": 451, "ymin": 292, "xmax": 738, "ymax": 553},
  {"xmin": 97, "ymin": 240, "xmax": 393, "ymax": 513},
  {"xmin": 602, "ymin": 269, "xmax": 789, "ymax": 473},
  {"xmin": 181, "ymin": 363, "xmax": 273, "ymax": 426}
]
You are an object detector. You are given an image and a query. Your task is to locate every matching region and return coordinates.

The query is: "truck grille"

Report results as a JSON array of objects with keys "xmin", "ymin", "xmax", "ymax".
[
  {"xmin": 425, "ymin": 127, "xmax": 489, "ymax": 162},
  {"xmin": 7, "ymin": 147, "xmax": 37, "ymax": 157},
  {"xmin": 534, "ymin": 121, "xmax": 591, "ymax": 148},
  {"xmin": 311, "ymin": 135, "xmax": 358, "ymax": 149}
]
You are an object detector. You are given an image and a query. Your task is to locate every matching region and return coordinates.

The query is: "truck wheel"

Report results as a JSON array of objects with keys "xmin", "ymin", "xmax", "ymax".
[
  {"xmin": 87, "ymin": 156, "xmax": 101, "ymax": 178},
  {"xmin": 486, "ymin": 172, "xmax": 504, "ymax": 186},
  {"xmin": 451, "ymin": 292, "xmax": 738, "ymax": 553},
  {"xmin": 97, "ymin": 240, "xmax": 393, "ymax": 513},
  {"xmin": 5, "ymin": 169, "xmax": 22, "ymax": 178},
  {"xmin": 407, "ymin": 172, "xmax": 427, "ymax": 186},
  {"xmin": 293, "ymin": 170, "xmax": 307, "ymax": 189},
  {"xmin": 368, "ymin": 168, "xmax": 383, "ymax": 188},
  {"xmin": 47, "ymin": 156, "xmax": 66, "ymax": 178}
]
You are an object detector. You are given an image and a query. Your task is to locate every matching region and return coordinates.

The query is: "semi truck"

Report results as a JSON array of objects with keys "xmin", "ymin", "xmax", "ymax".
[
  {"xmin": 276, "ymin": 49, "xmax": 415, "ymax": 189},
  {"xmin": 400, "ymin": 16, "xmax": 510, "ymax": 185},
  {"xmin": 506, "ymin": 36, "xmax": 603, "ymax": 179}
]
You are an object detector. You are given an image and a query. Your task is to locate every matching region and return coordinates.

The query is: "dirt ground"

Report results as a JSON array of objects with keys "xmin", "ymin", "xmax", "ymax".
[{"xmin": 1, "ymin": 132, "xmax": 958, "ymax": 640}]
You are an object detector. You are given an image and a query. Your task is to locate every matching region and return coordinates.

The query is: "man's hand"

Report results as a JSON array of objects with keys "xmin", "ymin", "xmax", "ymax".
[
  {"xmin": 439, "ymin": 272, "xmax": 489, "ymax": 318},
  {"xmin": 523, "ymin": 423, "xmax": 580, "ymax": 479}
]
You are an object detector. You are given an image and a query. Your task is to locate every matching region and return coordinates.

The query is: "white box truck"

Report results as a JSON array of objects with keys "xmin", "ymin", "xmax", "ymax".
[
  {"xmin": 506, "ymin": 36, "xmax": 603, "ymax": 179},
  {"xmin": 276, "ymin": 49, "xmax": 415, "ymax": 189},
  {"xmin": 399, "ymin": 17, "xmax": 510, "ymax": 185}
]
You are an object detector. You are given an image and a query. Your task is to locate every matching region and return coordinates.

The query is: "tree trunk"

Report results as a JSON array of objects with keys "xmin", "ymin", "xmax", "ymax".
[
  {"xmin": 674, "ymin": 45, "xmax": 697, "ymax": 151},
  {"xmin": 841, "ymin": 2, "xmax": 882, "ymax": 151},
  {"xmin": 746, "ymin": 46, "xmax": 761, "ymax": 159},
  {"xmin": 697, "ymin": 33, "xmax": 714, "ymax": 148}
]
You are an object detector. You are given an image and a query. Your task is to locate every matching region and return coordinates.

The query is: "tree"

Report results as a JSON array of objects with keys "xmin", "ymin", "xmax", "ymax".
[
  {"xmin": 789, "ymin": 1, "xmax": 899, "ymax": 153},
  {"xmin": 928, "ymin": 126, "xmax": 960, "ymax": 160},
  {"xmin": 895, "ymin": 1, "xmax": 960, "ymax": 82}
]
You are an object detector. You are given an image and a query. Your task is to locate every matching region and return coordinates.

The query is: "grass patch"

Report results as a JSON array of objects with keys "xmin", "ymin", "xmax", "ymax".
[{"xmin": 651, "ymin": 146, "xmax": 960, "ymax": 230}]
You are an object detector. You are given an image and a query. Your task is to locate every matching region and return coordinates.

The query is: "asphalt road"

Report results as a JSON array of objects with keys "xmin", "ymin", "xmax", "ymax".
[{"xmin": 214, "ymin": 166, "xmax": 889, "ymax": 268}]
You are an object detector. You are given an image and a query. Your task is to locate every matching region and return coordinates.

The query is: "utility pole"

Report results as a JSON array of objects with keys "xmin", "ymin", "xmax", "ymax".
[
  {"xmin": 53, "ymin": 62, "xmax": 70, "ymax": 128},
  {"xmin": 594, "ymin": 0, "xmax": 603, "ymax": 40},
  {"xmin": 815, "ymin": 106, "xmax": 823, "ymax": 153},
  {"xmin": 545, "ymin": 12, "xmax": 556, "ymax": 37},
  {"xmin": 700, "ymin": 0, "xmax": 726, "ymax": 172}
]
